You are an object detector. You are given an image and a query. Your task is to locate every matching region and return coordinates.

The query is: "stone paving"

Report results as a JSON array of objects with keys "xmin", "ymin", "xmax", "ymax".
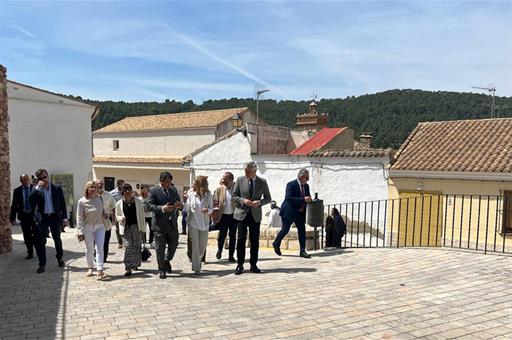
[{"xmin": 1, "ymin": 227, "xmax": 512, "ymax": 340}]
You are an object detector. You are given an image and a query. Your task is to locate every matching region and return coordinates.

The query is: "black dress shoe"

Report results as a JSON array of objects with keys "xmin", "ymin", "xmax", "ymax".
[
  {"xmin": 234, "ymin": 266, "xmax": 244, "ymax": 275},
  {"xmin": 36, "ymin": 266, "xmax": 45, "ymax": 274},
  {"xmin": 25, "ymin": 254, "xmax": 33, "ymax": 260},
  {"xmin": 273, "ymin": 243, "xmax": 282, "ymax": 256},
  {"xmin": 250, "ymin": 265, "xmax": 261, "ymax": 273},
  {"xmin": 216, "ymin": 250, "xmax": 222, "ymax": 259},
  {"xmin": 299, "ymin": 251, "xmax": 311, "ymax": 258},
  {"xmin": 159, "ymin": 271, "xmax": 166, "ymax": 279},
  {"xmin": 228, "ymin": 257, "xmax": 236, "ymax": 263},
  {"xmin": 124, "ymin": 271, "xmax": 133, "ymax": 277},
  {"xmin": 164, "ymin": 262, "xmax": 172, "ymax": 274},
  {"xmin": 58, "ymin": 259, "xmax": 65, "ymax": 267}
]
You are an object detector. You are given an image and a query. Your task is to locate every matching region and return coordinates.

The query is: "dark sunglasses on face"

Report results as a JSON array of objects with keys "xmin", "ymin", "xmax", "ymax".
[{"xmin": 39, "ymin": 176, "xmax": 48, "ymax": 180}]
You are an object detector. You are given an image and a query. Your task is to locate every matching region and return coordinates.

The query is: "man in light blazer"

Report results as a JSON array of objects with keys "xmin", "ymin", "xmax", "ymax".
[
  {"xmin": 232, "ymin": 161, "xmax": 271, "ymax": 275},
  {"xmin": 145, "ymin": 171, "xmax": 182, "ymax": 279},
  {"xmin": 273, "ymin": 168, "xmax": 312, "ymax": 258}
]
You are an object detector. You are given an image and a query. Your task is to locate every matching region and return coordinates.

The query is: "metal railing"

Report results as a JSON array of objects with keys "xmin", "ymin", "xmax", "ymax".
[{"xmin": 321, "ymin": 194, "xmax": 512, "ymax": 255}]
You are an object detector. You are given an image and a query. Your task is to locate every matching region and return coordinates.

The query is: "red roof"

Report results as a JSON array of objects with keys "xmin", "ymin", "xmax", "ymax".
[{"xmin": 290, "ymin": 127, "xmax": 347, "ymax": 155}]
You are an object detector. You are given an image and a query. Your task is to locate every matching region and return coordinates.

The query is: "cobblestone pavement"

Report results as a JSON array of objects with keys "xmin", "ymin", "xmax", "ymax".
[{"xmin": 1, "ymin": 228, "xmax": 512, "ymax": 340}]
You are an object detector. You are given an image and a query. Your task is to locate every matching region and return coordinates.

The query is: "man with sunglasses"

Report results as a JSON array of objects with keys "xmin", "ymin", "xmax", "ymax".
[
  {"xmin": 272, "ymin": 168, "xmax": 312, "ymax": 258},
  {"xmin": 29, "ymin": 168, "xmax": 69, "ymax": 273}
]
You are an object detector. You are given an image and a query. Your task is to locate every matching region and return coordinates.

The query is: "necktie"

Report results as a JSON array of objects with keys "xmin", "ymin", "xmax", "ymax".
[
  {"xmin": 300, "ymin": 184, "xmax": 305, "ymax": 212},
  {"xmin": 24, "ymin": 187, "xmax": 30, "ymax": 212},
  {"xmin": 163, "ymin": 188, "xmax": 169, "ymax": 198},
  {"xmin": 249, "ymin": 179, "xmax": 254, "ymax": 198}
]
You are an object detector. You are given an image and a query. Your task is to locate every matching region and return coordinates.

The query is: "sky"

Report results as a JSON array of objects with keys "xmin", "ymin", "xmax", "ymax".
[{"xmin": 1, "ymin": 1, "xmax": 511, "ymax": 103}]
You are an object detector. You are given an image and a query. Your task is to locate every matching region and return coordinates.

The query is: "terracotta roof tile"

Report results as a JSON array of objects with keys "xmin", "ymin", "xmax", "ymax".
[
  {"xmin": 391, "ymin": 118, "xmax": 512, "ymax": 173},
  {"xmin": 94, "ymin": 107, "xmax": 249, "ymax": 134},
  {"xmin": 308, "ymin": 149, "xmax": 391, "ymax": 158},
  {"xmin": 290, "ymin": 128, "xmax": 347, "ymax": 155}
]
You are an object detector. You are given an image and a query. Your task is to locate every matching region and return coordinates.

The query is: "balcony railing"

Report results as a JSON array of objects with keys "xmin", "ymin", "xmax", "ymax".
[{"xmin": 321, "ymin": 194, "xmax": 512, "ymax": 254}]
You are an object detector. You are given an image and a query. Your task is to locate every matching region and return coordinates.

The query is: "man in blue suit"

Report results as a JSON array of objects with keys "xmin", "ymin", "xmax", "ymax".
[
  {"xmin": 272, "ymin": 168, "xmax": 312, "ymax": 258},
  {"xmin": 29, "ymin": 168, "xmax": 69, "ymax": 273}
]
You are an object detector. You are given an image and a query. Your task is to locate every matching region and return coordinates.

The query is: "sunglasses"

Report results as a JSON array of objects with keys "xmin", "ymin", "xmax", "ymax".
[{"xmin": 38, "ymin": 176, "xmax": 48, "ymax": 180}]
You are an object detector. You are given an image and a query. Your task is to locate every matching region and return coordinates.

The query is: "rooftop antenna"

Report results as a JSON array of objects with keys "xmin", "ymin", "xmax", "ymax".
[
  {"xmin": 255, "ymin": 87, "xmax": 269, "ymax": 126},
  {"xmin": 472, "ymin": 84, "xmax": 496, "ymax": 118}
]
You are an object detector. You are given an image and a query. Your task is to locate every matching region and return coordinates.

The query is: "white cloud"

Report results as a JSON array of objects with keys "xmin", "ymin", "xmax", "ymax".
[{"xmin": 12, "ymin": 25, "xmax": 37, "ymax": 39}]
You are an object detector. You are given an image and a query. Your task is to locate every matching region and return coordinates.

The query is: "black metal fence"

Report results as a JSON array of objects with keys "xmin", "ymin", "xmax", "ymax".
[{"xmin": 321, "ymin": 194, "xmax": 512, "ymax": 255}]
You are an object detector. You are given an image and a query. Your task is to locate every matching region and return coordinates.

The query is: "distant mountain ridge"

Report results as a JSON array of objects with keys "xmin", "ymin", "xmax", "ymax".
[{"xmin": 68, "ymin": 89, "xmax": 512, "ymax": 148}]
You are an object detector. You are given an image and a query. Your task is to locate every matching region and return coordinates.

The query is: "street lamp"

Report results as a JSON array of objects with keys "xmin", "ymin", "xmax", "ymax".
[
  {"xmin": 231, "ymin": 113, "xmax": 243, "ymax": 128},
  {"xmin": 256, "ymin": 89, "xmax": 269, "ymax": 126}
]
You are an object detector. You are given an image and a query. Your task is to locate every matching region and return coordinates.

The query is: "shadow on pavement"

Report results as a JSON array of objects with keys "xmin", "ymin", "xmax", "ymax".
[{"xmin": 0, "ymin": 228, "xmax": 83, "ymax": 339}]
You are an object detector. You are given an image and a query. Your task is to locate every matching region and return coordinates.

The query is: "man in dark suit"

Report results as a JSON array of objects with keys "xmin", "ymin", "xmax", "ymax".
[
  {"xmin": 29, "ymin": 169, "xmax": 69, "ymax": 273},
  {"xmin": 232, "ymin": 161, "xmax": 271, "ymax": 275},
  {"xmin": 10, "ymin": 174, "xmax": 35, "ymax": 259},
  {"xmin": 273, "ymin": 168, "xmax": 312, "ymax": 258},
  {"xmin": 145, "ymin": 171, "xmax": 182, "ymax": 279}
]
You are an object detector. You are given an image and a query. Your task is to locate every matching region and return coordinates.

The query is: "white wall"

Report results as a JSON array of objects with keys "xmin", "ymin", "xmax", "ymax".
[
  {"xmin": 93, "ymin": 128, "xmax": 216, "ymax": 158},
  {"xmin": 7, "ymin": 82, "xmax": 95, "ymax": 205},
  {"xmin": 189, "ymin": 132, "xmax": 390, "ymax": 226},
  {"xmin": 93, "ymin": 166, "xmax": 191, "ymax": 194}
]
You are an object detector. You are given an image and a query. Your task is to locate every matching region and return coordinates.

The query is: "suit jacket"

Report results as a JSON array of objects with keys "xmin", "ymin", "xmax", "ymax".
[
  {"xmin": 10, "ymin": 185, "xmax": 33, "ymax": 221},
  {"xmin": 28, "ymin": 184, "xmax": 68, "ymax": 223},
  {"xmin": 280, "ymin": 180, "xmax": 310, "ymax": 221},
  {"xmin": 144, "ymin": 184, "xmax": 181, "ymax": 233},
  {"xmin": 212, "ymin": 184, "xmax": 233, "ymax": 223},
  {"xmin": 232, "ymin": 175, "xmax": 271, "ymax": 223}
]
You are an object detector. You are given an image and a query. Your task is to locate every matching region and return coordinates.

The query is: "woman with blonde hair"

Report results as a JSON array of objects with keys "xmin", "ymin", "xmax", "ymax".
[
  {"xmin": 76, "ymin": 180, "xmax": 110, "ymax": 280},
  {"xmin": 185, "ymin": 176, "xmax": 216, "ymax": 275},
  {"xmin": 115, "ymin": 183, "xmax": 146, "ymax": 276}
]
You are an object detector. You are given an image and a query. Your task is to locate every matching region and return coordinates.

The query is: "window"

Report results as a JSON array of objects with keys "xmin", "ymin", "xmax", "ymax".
[
  {"xmin": 503, "ymin": 190, "xmax": 512, "ymax": 234},
  {"xmin": 113, "ymin": 140, "xmax": 119, "ymax": 151},
  {"xmin": 104, "ymin": 177, "xmax": 115, "ymax": 191}
]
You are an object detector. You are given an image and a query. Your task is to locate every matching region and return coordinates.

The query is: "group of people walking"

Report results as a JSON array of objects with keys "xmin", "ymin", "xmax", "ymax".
[{"xmin": 10, "ymin": 162, "xmax": 331, "ymax": 279}]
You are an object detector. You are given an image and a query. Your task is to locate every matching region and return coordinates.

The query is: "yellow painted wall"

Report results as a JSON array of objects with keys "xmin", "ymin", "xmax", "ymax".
[{"xmin": 388, "ymin": 177, "xmax": 512, "ymax": 253}]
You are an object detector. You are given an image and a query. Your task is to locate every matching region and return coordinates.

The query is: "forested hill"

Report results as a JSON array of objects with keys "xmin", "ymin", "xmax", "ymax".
[{"xmin": 74, "ymin": 89, "xmax": 512, "ymax": 149}]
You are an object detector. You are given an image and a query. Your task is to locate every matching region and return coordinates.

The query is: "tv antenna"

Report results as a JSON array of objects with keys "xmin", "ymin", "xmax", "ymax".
[
  {"xmin": 472, "ymin": 84, "xmax": 496, "ymax": 118},
  {"xmin": 254, "ymin": 86, "xmax": 269, "ymax": 126}
]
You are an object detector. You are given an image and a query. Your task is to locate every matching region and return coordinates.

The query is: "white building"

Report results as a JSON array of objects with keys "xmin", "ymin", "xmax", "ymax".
[
  {"xmin": 92, "ymin": 107, "xmax": 259, "ymax": 192},
  {"xmin": 7, "ymin": 80, "xmax": 98, "ymax": 209},
  {"xmin": 185, "ymin": 127, "xmax": 392, "ymax": 227}
]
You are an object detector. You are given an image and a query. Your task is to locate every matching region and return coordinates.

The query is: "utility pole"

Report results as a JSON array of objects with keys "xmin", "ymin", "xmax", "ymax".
[
  {"xmin": 472, "ymin": 85, "xmax": 496, "ymax": 118},
  {"xmin": 256, "ymin": 89, "xmax": 269, "ymax": 126}
]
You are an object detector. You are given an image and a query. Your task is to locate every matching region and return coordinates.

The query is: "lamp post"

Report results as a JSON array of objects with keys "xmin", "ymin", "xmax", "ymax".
[{"xmin": 256, "ymin": 89, "xmax": 269, "ymax": 126}]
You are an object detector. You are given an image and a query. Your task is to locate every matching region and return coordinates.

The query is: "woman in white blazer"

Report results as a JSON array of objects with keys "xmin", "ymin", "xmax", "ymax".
[
  {"xmin": 185, "ymin": 176, "xmax": 215, "ymax": 275},
  {"xmin": 115, "ymin": 183, "xmax": 146, "ymax": 276}
]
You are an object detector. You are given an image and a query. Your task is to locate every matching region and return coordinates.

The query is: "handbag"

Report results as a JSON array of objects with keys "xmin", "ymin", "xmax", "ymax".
[{"xmin": 141, "ymin": 244, "xmax": 151, "ymax": 261}]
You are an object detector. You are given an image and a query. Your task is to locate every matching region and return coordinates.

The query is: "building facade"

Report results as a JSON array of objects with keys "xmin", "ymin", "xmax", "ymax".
[
  {"xmin": 92, "ymin": 107, "xmax": 259, "ymax": 192},
  {"xmin": 7, "ymin": 80, "xmax": 98, "ymax": 216},
  {"xmin": 388, "ymin": 118, "xmax": 512, "ymax": 251}
]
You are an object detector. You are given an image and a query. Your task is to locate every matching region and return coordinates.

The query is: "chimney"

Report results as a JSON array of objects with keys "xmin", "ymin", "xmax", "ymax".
[{"xmin": 359, "ymin": 134, "xmax": 373, "ymax": 148}]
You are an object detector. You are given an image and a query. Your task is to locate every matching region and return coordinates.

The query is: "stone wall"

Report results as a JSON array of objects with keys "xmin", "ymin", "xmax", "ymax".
[{"xmin": 0, "ymin": 64, "xmax": 12, "ymax": 254}]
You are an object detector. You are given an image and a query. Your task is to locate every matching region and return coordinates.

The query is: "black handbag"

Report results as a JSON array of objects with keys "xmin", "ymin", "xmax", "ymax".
[{"xmin": 141, "ymin": 244, "xmax": 151, "ymax": 261}]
